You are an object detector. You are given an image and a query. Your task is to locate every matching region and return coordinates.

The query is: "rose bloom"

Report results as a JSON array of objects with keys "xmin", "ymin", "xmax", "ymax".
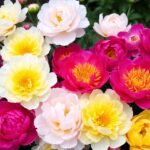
[
  {"xmin": 93, "ymin": 13, "xmax": 130, "ymax": 37},
  {"xmin": 126, "ymin": 110, "xmax": 150, "ymax": 150},
  {"xmin": 52, "ymin": 44, "xmax": 81, "ymax": 77},
  {"xmin": 0, "ymin": 0, "xmax": 27, "ymax": 40},
  {"xmin": 1, "ymin": 27, "xmax": 50, "ymax": 61},
  {"xmin": 0, "ymin": 100, "xmax": 37, "ymax": 150},
  {"xmin": 34, "ymin": 88, "xmax": 83, "ymax": 150},
  {"xmin": 94, "ymin": 36, "xmax": 127, "ymax": 71},
  {"xmin": 0, "ymin": 54, "xmax": 57, "ymax": 109},
  {"xmin": 37, "ymin": 0, "xmax": 89, "ymax": 46},
  {"xmin": 79, "ymin": 89, "xmax": 133, "ymax": 150},
  {"xmin": 61, "ymin": 51, "xmax": 108, "ymax": 93},
  {"xmin": 118, "ymin": 24, "xmax": 145, "ymax": 57},
  {"xmin": 139, "ymin": 28, "xmax": 150, "ymax": 57},
  {"xmin": 110, "ymin": 58, "xmax": 150, "ymax": 109}
]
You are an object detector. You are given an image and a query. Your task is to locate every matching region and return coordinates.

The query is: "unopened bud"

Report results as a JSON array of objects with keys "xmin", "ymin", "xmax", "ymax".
[
  {"xmin": 18, "ymin": 0, "xmax": 27, "ymax": 5},
  {"xmin": 23, "ymin": 23, "xmax": 31, "ymax": 30},
  {"xmin": 28, "ymin": 3, "xmax": 40, "ymax": 14}
]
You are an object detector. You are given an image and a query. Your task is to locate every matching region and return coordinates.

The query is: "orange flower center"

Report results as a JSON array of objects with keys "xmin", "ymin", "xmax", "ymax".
[
  {"xmin": 130, "ymin": 35, "xmax": 140, "ymax": 42},
  {"xmin": 59, "ymin": 52, "xmax": 72, "ymax": 60},
  {"xmin": 124, "ymin": 67, "xmax": 150, "ymax": 92},
  {"xmin": 105, "ymin": 48, "xmax": 117, "ymax": 60},
  {"xmin": 72, "ymin": 63, "xmax": 101, "ymax": 84}
]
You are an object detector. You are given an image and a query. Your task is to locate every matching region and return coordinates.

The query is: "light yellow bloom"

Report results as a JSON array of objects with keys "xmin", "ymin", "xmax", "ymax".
[
  {"xmin": 126, "ymin": 110, "xmax": 150, "ymax": 150},
  {"xmin": 0, "ymin": 54, "xmax": 57, "ymax": 109},
  {"xmin": 0, "ymin": 0, "xmax": 27, "ymax": 40},
  {"xmin": 79, "ymin": 89, "xmax": 133, "ymax": 150},
  {"xmin": 1, "ymin": 27, "xmax": 50, "ymax": 61}
]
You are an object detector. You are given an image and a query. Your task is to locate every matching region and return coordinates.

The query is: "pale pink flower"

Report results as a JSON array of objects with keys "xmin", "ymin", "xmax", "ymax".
[
  {"xmin": 37, "ymin": 0, "xmax": 89, "ymax": 46},
  {"xmin": 34, "ymin": 88, "xmax": 83, "ymax": 150},
  {"xmin": 93, "ymin": 13, "xmax": 130, "ymax": 37}
]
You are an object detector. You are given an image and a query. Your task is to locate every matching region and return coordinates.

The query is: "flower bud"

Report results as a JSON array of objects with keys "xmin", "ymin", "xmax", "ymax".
[
  {"xmin": 18, "ymin": 0, "xmax": 27, "ymax": 5},
  {"xmin": 23, "ymin": 23, "xmax": 31, "ymax": 30},
  {"xmin": 28, "ymin": 3, "xmax": 40, "ymax": 14}
]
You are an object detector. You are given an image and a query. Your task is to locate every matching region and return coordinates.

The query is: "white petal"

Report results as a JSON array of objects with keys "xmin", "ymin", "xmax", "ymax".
[
  {"xmin": 110, "ymin": 136, "xmax": 126, "ymax": 148},
  {"xmin": 49, "ymin": 72, "xmax": 57, "ymax": 87},
  {"xmin": 75, "ymin": 28, "xmax": 85, "ymax": 37}
]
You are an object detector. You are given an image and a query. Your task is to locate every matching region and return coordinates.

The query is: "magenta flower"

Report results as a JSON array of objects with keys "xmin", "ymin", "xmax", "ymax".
[
  {"xmin": 118, "ymin": 24, "xmax": 144, "ymax": 56},
  {"xmin": 94, "ymin": 36, "xmax": 127, "ymax": 71},
  {"xmin": 52, "ymin": 44, "xmax": 81, "ymax": 77},
  {"xmin": 110, "ymin": 58, "xmax": 150, "ymax": 109},
  {"xmin": 139, "ymin": 28, "xmax": 150, "ymax": 57},
  {"xmin": 61, "ymin": 51, "xmax": 109, "ymax": 93},
  {"xmin": 0, "ymin": 100, "xmax": 37, "ymax": 150}
]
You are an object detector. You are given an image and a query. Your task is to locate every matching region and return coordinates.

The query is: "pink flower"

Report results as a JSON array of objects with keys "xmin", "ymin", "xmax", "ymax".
[
  {"xmin": 108, "ymin": 148, "xmax": 120, "ymax": 150},
  {"xmin": 110, "ymin": 58, "xmax": 150, "ymax": 109},
  {"xmin": 118, "ymin": 24, "xmax": 144, "ymax": 56},
  {"xmin": 0, "ymin": 100, "xmax": 37, "ymax": 150},
  {"xmin": 94, "ymin": 36, "xmax": 127, "ymax": 71},
  {"xmin": 139, "ymin": 28, "xmax": 150, "ymax": 57},
  {"xmin": 52, "ymin": 44, "xmax": 81, "ymax": 77},
  {"xmin": 61, "ymin": 51, "xmax": 109, "ymax": 93},
  {"xmin": 34, "ymin": 88, "xmax": 83, "ymax": 150}
]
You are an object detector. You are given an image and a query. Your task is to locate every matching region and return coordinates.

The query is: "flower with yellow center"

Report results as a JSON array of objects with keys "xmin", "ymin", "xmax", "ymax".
[
  {"xmin": 0, "ymin": 54, "xmax": 57, "ymax": 109},
  {"xmin": 1, "ymin": 27, "xmax": 50, "ymax": 61},
  {"xmin": 0, "ymin": 0, "xmax": 27, "ymax": 40},
  {"xmin": 126, "ymin": 110, "xmax": 150, "ymax": 150},
  {"xmin": 79, "ymin": 89, "xmax": 133, "ymax": 150}
]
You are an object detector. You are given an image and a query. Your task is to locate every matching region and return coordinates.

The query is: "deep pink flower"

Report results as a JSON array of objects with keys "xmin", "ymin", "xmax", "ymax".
[
  {"xmin": 110, "ymin": 58, "xmax": 150, "ymax": 109},
  {"xmin": 52, "ymin": 44, "xmax": 81, "ymax": 77},
  {"xmin": 61, "ymin": 51, "xmax": 109, "ymax": 93},
  {"xmin": 94, "ymin": 36, "xmax": 127, "ymax": 71},
  {"xmin": 118, "ymin": 24, "xmax": 144, "ymax": 56},
  {"xmin": 0, "ymin": 101, "xmax": 37, "ymax": 150},
  {"xmin": 139, "ymin": 28, "xmax": 150, "ymax": 57}
]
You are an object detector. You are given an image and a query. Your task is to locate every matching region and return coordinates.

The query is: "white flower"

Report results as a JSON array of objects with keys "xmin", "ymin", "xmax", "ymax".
[
  {"xmin": 0, "ymin": 0, "xmax": 27, "ymax": 40},
  {"xmin": 37, "ymin": 0, "xmax": 89, "ymax": 46},
  {"xmin": 1, "ymin": 27, "xmax": 50, "ymax": 61},
  {"xmin": 0, "ymin": 54, "xmax": 57, "ymax": 110},
  {"xmin": 93, "ymin": 13, "xmax": 131, "ymax": 37}
]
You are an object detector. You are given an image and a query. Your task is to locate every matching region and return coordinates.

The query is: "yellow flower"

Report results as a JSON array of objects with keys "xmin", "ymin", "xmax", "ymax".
[
  {"xmin": 79, "ymin": 89, "xmax": 133, "ymax": 150},
  {"xmin": 0, "ymin": 0, "xmax": 27, "ymax": 39},
  {"xmin": 0, "ymin": 54, "xmax": 57, "ymax": 109},
  {"xmin": 126, "ymin": 110, "xmax": 150, "ymax": 150},
  {"xmin": 1, "ymin": 27, "xmax": 50, "ymax": 61}
]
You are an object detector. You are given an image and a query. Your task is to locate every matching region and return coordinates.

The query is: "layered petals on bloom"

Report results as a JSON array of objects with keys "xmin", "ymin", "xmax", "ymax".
[
  {"xmin": 52, "ymin": 44, "xmax": 81, "ymax": 77},
  {"xmin": 93, "ymin": 13, "xmax": 130, "ymax": 37},
  {"xmin": 0, "ymin": 0, "xmax": 27, "ymax": 40},
  {"xmin": 118, "ymin": 24, "xmax": 145, "ymax": 56},
  {"xmin": 110, "ymin": 58, "xmax": 150, "ymax": 109},
  {"xmin": 34, "ymin": 88, "xmax": 83, "ymax": 150},
  {"xmin": 37, "ymin": 0, "xmax": 89, "ymax": 46},
  {"xmin": 61, "ymin": 51, "xmax": 109, "ymax": 93},
  {"xmin": 0, "ymin": 54, "xmax": 57, "ymax": 109},
  {"xmin": 79, "ymin": 89, "xmax": 133, "ymax": 150},
  {"xmin": 126, "ymin": 110, "xmax": 150, "ymax": 150},
  {"xmin": 94, "ymin": 36, "xmax": 127, "ymax": 71},
  {"xmin": 1, "ymin": 27, "xmax": 50, "ymax": 61},
  {"xmin": 0, "ymin": 100, "xmax": 37, "ymax": 150}
]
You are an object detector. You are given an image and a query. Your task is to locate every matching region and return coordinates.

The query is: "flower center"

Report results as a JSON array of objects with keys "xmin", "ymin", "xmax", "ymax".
[
  {"xmin": 130, "ymin": 35, "xmax": 140, "ymax": 42},
  {"xmin": 105, "ymin": 48, "xmax": 117, "ymax": 60},
  {"xmin": 59, "ymin": 52, "xmax": 71, "ymax": 60},
  {"xmin": 124, "ymin": 67, "xmax": 150, "ymax": 92},
  {"xmin": 72, "ymin": 63, "xmax": 101, "ymax": 84}
]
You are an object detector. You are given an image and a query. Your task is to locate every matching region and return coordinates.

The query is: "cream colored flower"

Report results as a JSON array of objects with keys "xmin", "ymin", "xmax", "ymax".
[
  {"xmin": 93, "ymin": 13, "xmax": 130, "ymax": 37},
  {"xmin": 0, "ymin": 0, "xmax": 27, "ymax": 40},
  {"xmin": 1, "ymin": 27, "xmax": 50, "ymax": 61},
  {"xmin": 0, "ymin": 54, "xmax": 57, "ymax": 109},
  {"xmin": 37, "ymin": 0, "xmax": 89, "ymax": 46}
]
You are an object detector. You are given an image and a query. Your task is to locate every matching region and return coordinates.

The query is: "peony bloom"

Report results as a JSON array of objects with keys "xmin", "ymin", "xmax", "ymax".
[
  {"xmin": 52, "ymin": 44, "xmax": 81, "ymax": 77},
  {"xmin": 37, "ymin": 0, "xmax": 89, "ymax": 46},
  {"xmin": 126, "ymin": 110, "xmax": 150, "ymax": 150},
  {"xmin": 93, "ymin": 13, "xmax": 130, "ymax": 37},
  {"xmin": 1, "ymin": 27, "xmax": 50, "ymax": 61},
  {"xmin": 94, "ymin": 36, "xmax": 127, "ymax": 71},
  {"xmin": 0, "ymin": 0, "xmax": 27, "ymax": 40},
  {"xmin": 61, "ymin": 51, "xmax": 109, "ymax": 93},
  {"xmin": 139, "ymin": 28, "xmax": 150, "ymax": 57},
  {"xmin": 79, "ymin": 89, "xmax": 133, "ymax": 150},
  {"xmin": 110, "ymin": 58, "xmax": 150, "ymax": 109},
  {"xmin": 34, "ymin": 88, "xmax": 83, "ymax": 150},
  {"xmin": 0, "ymin": 100, "xmax": 37, "ymax": 150},
  {"xmin": 0, "ymin": 54, "xmax": 57, "ymax": 109}
]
